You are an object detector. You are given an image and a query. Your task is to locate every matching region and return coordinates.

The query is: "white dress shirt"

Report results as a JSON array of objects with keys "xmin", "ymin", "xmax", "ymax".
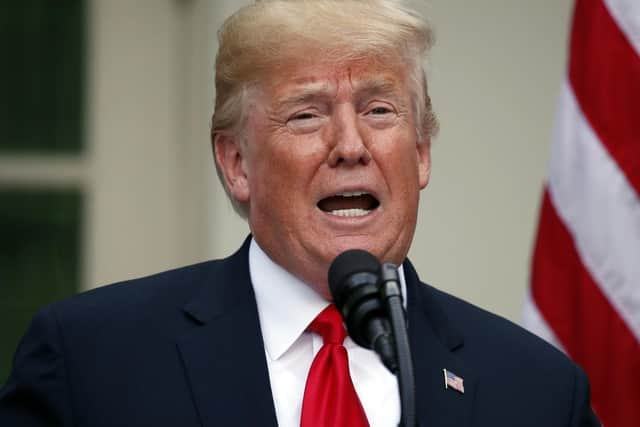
[{"xmin": 249, "ymin": 238, "xmax": 402, "ymax": 427}]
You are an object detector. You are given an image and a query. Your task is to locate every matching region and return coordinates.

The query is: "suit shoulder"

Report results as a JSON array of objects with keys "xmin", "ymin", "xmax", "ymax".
[
  {"xmin": 419, "ymin": 283, "xmax": 599, "ymax": 425},
  {"xmin": 45, "ymin": 258, "xmax": 227, "ymax": 326},
  {"xmin": 425, "ymin": 283, "xmax": 573, "ymax": 368}
]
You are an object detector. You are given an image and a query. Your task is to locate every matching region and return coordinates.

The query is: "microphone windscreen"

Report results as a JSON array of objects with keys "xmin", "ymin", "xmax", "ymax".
[{"xmin": 328, "ymin": 249, "xmax": 380, "ymax": 300}]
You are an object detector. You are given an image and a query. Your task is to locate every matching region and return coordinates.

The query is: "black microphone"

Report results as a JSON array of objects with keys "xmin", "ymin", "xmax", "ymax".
[
  {"xmin": 380, "ymin": 262, "xmax": 416, "ymax": 427},
  {"xmin": 328, "ymin": 249, "xmax": 398, "ymax": 373}
]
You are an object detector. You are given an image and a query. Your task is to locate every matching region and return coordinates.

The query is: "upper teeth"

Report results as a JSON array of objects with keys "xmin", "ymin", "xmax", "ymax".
[
  {"xmin": 336, "ymin": 191, "xmax": 367, "ymax": 197},
  {"xmin": 330, "ymin": 208, "xmax": 370, "ymax": 217}
]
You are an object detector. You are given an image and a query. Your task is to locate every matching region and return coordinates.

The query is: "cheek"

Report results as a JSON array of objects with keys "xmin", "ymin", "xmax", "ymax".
[
  {"xmin": 249, "ymin": 141, "xmax": 322, "ymax": 206},
  {"xmin": 374, "ymin": 132, "xmax": 421, "ymax": 174}
]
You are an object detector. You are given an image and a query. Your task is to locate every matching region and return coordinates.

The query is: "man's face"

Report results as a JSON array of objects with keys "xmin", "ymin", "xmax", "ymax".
[{"xmin": 217, "ymin": 59, "xmax": 431, "ymax": 299}]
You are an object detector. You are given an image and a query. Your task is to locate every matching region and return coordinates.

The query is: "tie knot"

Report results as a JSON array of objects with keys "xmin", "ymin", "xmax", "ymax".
[{"xmin": 309, "ymin": 305, "xmax": 347, "ymax": 344}]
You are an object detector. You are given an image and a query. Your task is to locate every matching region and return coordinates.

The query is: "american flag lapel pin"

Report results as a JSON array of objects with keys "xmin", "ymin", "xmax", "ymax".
[{"xmin": 443, "ymin": 369, "xmax": 465, "ymax": 394}]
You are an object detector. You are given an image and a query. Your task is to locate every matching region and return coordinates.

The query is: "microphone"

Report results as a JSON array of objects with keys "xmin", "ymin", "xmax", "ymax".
[
  {"xmin": 328, "ymin": 249, "xmax": 398, "ymax": 373},
  {"xmin": 380, "ymin": 262, "xmax": 417, "ymax": 426},
  {"xmin": 329, "ymin": 249, "xmax": 417, "ymax": 426}
]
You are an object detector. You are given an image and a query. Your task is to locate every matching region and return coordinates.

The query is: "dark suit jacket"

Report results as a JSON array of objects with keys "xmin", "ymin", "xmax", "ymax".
[{"xmin": 0, "ymin": 238, "xmax": 599, "ymax": 426}]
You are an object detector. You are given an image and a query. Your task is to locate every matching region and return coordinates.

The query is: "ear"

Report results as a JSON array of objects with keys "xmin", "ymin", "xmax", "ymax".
[
  {"xmin": 416, "ymin": 141, "xmax": 431, "ymax": 189},
  {"xmin": 213, "ymin": 133, "xmax": 250, "ymax": 202}
]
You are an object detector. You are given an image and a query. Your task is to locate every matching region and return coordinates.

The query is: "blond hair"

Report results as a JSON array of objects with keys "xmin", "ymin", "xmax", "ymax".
[{"xmin": 211, "ymin": 0, "xmax": 438, "ymax": 216}]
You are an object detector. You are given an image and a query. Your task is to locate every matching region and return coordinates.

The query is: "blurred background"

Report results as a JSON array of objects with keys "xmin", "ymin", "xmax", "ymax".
[{"xmin": 0, "ymin": 0, "xmax": 574, "ymax": 382}]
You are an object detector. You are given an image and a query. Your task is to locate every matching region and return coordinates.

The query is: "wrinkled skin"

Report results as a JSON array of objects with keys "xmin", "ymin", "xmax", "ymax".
[{"xmin": 215, "ymin": 59, "xmax": 431, "ymax": 299}]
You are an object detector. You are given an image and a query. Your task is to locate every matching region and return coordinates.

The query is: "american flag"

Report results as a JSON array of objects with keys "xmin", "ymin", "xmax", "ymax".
[
  {"xmin": 524, "ymin": 0, "xmax": 640, "ymax": 425},
  {"xmin": 443, "ymin": 369, "xmax": 464, "ymax": 394}
]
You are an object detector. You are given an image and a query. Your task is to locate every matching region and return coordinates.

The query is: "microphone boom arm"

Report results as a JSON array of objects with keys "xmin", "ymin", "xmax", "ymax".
[{"xmin": 380, "ymin": 263, "xmax": 416, "ymax": 427}]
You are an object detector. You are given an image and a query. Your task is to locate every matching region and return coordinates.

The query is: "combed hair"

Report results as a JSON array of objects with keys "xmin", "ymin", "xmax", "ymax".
[{"xmin": 211, "ymin": 0, "xmax": 438, "ymax": 217}]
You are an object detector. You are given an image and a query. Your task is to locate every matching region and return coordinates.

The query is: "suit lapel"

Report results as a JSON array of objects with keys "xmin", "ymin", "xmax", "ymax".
[
  {"xmin": 177, "ymin": 238, "xmax": 278, "ymax": 427},
  {"xmin": 404, "ymin": 260, "xmax": 477, "ymax": 427},
  {"xmin": 175, "ymin": 242, "xmax": 477, "ymax": 427}
]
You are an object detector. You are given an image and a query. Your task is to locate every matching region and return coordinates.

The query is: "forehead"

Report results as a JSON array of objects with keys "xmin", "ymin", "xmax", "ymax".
[{"xmin": 258, "ymin": 58, "xmax": 410, "ymax": 101}]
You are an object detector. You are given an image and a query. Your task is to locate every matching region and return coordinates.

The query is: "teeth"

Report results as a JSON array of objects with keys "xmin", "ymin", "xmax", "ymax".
[
  {"xmin": 336, "ymin": 191, "xmax": 367, "ymax": 197},
  {"xmin": 330, "ymin": 208, "xmax": 370, "ymax": 217}
]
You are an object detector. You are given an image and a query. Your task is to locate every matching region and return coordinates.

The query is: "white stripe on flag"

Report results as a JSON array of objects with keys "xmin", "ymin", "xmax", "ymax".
[
  {"xmin": 548, "ymin": 80, "xmax": 640, "ymax": 342},
  {"xmin": 604, "ymin": 0, "xmax": 640, "ymax": 57},
  {"xmin": 521, "ymin": 293, "xmax": 564, "ymax": 351}
]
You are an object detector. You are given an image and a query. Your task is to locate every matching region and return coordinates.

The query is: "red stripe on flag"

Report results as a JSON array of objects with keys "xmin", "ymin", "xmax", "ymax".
[
  {"xmin": 531, "ymin": 191, "xmax": 640, "ymax": 427},
  {"xmin": 569, "ymin": 0, "xmax": 640, "ymax": 193}
]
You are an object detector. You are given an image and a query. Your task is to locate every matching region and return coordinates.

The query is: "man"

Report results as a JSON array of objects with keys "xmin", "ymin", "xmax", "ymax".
[{"xmin": 0, "ymin": 1, "xmax": 599, "ymax": 426}]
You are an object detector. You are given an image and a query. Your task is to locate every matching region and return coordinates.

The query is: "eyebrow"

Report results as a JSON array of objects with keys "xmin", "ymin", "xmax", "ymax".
[
  {"xmin": 271, "ymin": 82, "xmax": 334, "ymax": 112},
  {"xmin": 353, "ymin": 76, "xmax": 404, "ymax": 103},
  {"xmin": 270, "ymin": 75, "xmax": 404, "ymax": 113},
  {"xmin": 355, "ymin": 75, "xmax": 400, "ymax": 93}
]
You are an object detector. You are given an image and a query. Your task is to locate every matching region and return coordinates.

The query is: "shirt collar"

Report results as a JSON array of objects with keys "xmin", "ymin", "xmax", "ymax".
[
  {"xmin": 249, "ymin": 238, "xmax": 408, "ymax": 361},
  {"xmin": 249, "ymin": 238, "xmax": 329, "ymax": 361}
]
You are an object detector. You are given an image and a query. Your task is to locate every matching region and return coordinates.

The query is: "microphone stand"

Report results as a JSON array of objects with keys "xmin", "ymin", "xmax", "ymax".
[{"xmin": 379, "ymin": 263, "xmax": 416, "ymax": 427}]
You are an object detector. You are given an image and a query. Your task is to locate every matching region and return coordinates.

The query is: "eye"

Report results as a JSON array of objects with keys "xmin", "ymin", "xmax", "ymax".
[
  {"xmin": 363, "ymin": 103, "xmax": 397, "ymax": 129},
  {"xmin": 290, "ymin": 112, "xmax": 316, "ymax": 121},
  {"xmin": 368, "ymin": 106, "xmax": 393, "ymax": 115},
  {"xmin": 286, "ymin": 110, "xmax": 323, "ymax": 133}
]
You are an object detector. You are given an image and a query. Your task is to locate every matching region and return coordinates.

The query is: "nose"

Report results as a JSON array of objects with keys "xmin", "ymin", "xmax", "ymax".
[{"xmin": 327, "ymin": 107, "xmax": 372, "ymax": 167}]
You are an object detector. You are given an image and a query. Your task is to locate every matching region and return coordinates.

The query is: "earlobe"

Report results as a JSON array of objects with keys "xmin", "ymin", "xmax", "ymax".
[
  {"xmin": 416, "ymin": 141, "xmax": 431, "ymax": 189},
  {"xmin": 214, "ymin": 133, "xmax": 250, "ymax": 202}
]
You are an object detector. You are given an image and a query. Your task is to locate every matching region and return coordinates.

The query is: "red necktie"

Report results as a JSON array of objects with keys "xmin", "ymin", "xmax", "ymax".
[{"xmin": 300, "ymin": 305, "xmax": 370, "ymax": 427}]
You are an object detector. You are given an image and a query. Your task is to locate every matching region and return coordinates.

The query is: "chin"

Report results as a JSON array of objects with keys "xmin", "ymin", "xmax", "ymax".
[{"xmin": 325, "ymin": 237, "xmax": 402, "ymax": 264}]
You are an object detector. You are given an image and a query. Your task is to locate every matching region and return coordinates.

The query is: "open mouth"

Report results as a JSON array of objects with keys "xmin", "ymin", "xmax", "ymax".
[{"xmin": 317, "ymin": 191, "xmax": 380, "ymax": 217}]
